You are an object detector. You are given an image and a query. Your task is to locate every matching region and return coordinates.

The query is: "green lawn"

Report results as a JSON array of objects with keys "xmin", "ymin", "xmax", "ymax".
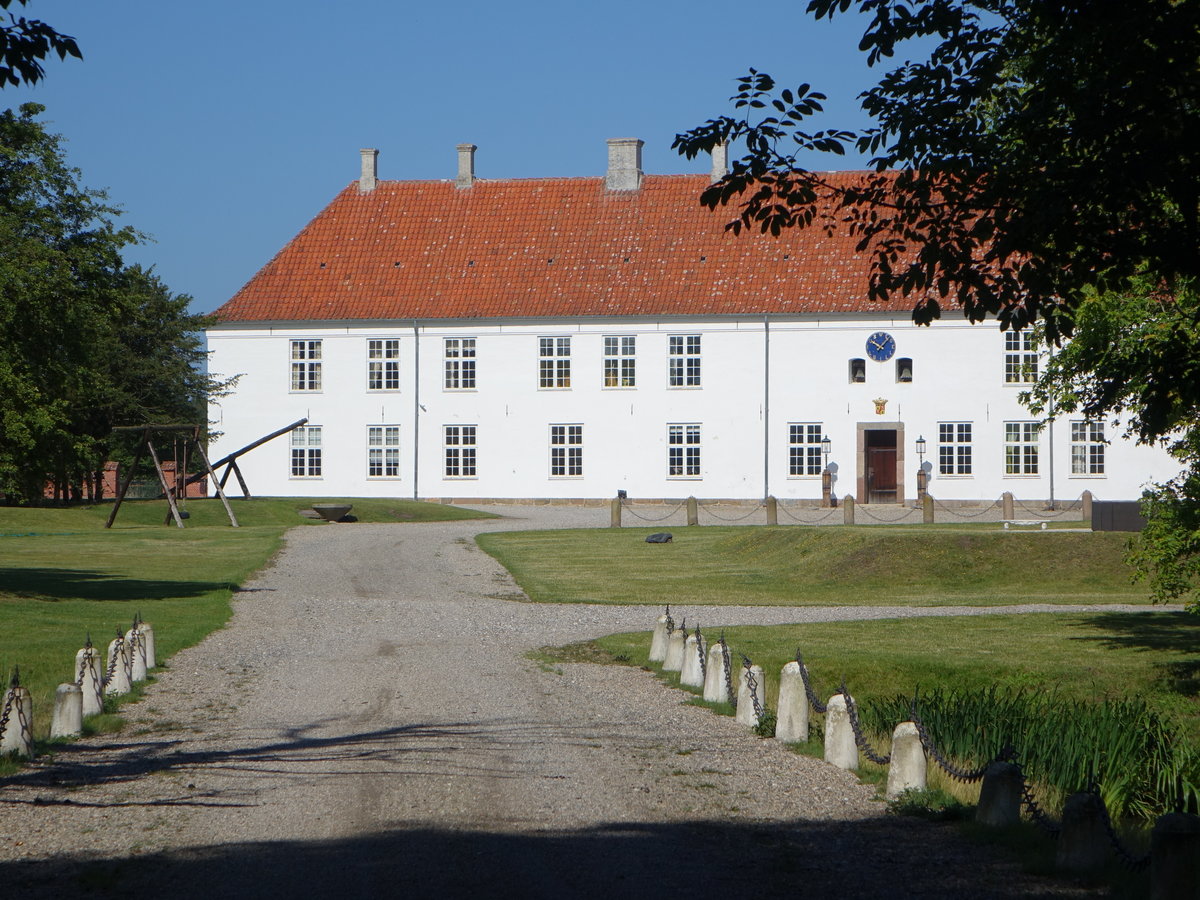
[
  {"xmin": 0, "ymin": 497, "xmax": 493, "ymax": 742},
  {"xmin": 478, "ymin": 524, "xmax": 1149, "ymax": 606}
]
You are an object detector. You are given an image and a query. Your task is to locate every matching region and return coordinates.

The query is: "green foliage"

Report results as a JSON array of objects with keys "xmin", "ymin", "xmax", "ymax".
[{"xmin": 0, "ymin": 1, "xmax": 80, "ymax": 88}]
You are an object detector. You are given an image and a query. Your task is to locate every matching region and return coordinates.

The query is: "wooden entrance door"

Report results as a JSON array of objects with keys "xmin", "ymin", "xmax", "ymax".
[{"xmin": 865, "ymin": 429, "xmax": 898, "ymax": 503}]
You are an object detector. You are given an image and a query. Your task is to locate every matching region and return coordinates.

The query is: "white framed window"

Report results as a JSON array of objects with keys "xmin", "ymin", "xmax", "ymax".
[
  {"xmin": 366, "ymin": 425, "xmax": 400, "ymax": 478},
  {"xmin": 1004, "ymin": 421, "xmax": 1040, "ymax": 475},
  {"xmin": 367, "ymin": 339, "xmax": 400, "ymax": 391},
  {"xmin": 444, "ymin": 338, "xmax": 476, "ymax": 390},
  {"xmin": 444, "ymin": 425, "xmax": 477, "ymax": 478},
  {"xmin": 603, "ymin": 335, "xmax": 636, "ymax": 388},
  {"xmin": 550, "ymin": 424, "xmax": 583, "ymax": 477},
  {"xmin": 668, "ymin": 335, "xmax": 701, "ymax": 387},
  {"xmin": 938, "ymin": 422, "xmax": 973, "ymax": 475},
  {"xmin": 788, "ymin": 423, "xmax": 823, "ymax": 476},
  {"xmin": 668, "ymin": 424, "xmax": 701, "ymax": 477},
  {"xmin": 290, "ymin": 425, "xmax": 322, "ymax": 477},
  {"xmin": 539, "ymin": 337, "xmax": 571, "ymax": 388},
  {"xmin": 1004, "ymin": 332, "xmax": 1038, "ymax": 383},
  {"xmin": 1071, "ymin": 420, "xmax": 1106, "ymax": 475},
  {"xmin": 290, "ymin": 340, "xmax": 322, "ymax": 391}
]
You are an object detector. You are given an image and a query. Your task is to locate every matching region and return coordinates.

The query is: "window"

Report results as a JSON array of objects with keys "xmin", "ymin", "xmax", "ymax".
[
  {"xmin": 549, "ymin": 424, "xmax": 583, "ymax": 476},
  {"xmin": 1004, "ymin": 332, "xmax": 1039, "ymax": 383},
  {"xmin": 788, "ymin": 424, "xmax": 824, "ymax": 476},
  {"xmin": 603, "ymin": 335, "xmax": 636, "ymax": 387},
  {"xmin": 290, "ymin": 340, "xmax": 322, "ymax": 391},
  {"xmin": 1004, "ymin": 422, "xmax": 1041, "ymax": 475},
  {"xmin": 290, "ymin": 425, "xmax": 322, "ymax": 477},
  {"xmin": 366, "ymin": 425, "xmax": 400, "ymax": 478},
  {"xmin": 668, "ymin": 335, "xmax": 701, "ymax": 387},
  {"xmin": 1071, "ymin": 420, "xmax": 1105, "ymax": 475},
  {"xmin": 367, "ymin": 339, "xmax": 399, "ymax": 391},
  {"xmin": 896, "ymin": 357, "xmax": 913, "ymax": 383},
  {"xmin": 668, "ymin": 424, "xmax": 701, "ymax": 477},
  {"xmin": 938, "ymin": 422, "xmax": 973, "ymax": 475},
  {"xmin": 849, "ymin": 358, "xmax": 866, "ymax": 383},
  {"xmin": 444, "ymin": 337, "xmax": 476, "ymax": 390},
  {"xmin": 539, "ymin": 337, "xmax": 571, "ymax": 388},
  {"xmin": 444, "ymin": 425, "xmax": 477, "ymax": 478}
]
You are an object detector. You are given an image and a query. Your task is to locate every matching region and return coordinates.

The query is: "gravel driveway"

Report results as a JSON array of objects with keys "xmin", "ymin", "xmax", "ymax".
[{"xmin": 0, "ymin": 507, "xmax": 1109, "ymax": 898}]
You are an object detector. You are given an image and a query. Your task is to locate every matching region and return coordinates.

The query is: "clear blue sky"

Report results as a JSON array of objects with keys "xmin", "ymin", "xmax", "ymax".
[{"xmin": 9, "ymin": 1, "xmax": 885, "ymax": 314}]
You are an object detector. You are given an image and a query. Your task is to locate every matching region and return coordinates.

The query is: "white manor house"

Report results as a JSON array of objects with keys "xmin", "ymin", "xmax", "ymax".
[{"xmin": 206, "ymin": 140, "xmax": 1178, "ymax": 505}]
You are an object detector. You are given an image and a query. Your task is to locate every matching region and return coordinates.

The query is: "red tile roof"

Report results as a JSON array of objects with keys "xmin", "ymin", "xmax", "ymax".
[{"xmin": 216, "ymin": 172, "xmax": 917, "ymax": 323}]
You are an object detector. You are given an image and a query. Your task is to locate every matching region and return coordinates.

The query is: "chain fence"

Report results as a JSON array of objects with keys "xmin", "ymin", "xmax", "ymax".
[
  {"xmin": 932, "ymin": 497, "xmax": 1001, "ymax": 519},
  {"xmin": 795, "ymin": 649, "xmax": 828, "ymax": 714},
  {"xmin": 854, "ymin": 504, "xmax": 922, "ymax": 523},
  {"xmin": 1095, "ymin": 784, "xmax": 1153, "ymax": 871},
  {"xmin": 843, "ymin": 682, "xmax": 890, "ymax": 765},
  {"xmin": 694, "ymin": 624, "xmax": 706, "ymax": 681},
  {"xmin": 741, "ymin": 655, "xmax": 764, "ymax": 721},
  {"xmin": 720, "ymin": 636, "xmax": 735, "ymax": 711},
  {"xmin": 663, "ymin": 605, "xmax": 674, "ymax": 635},
  {"xmin": 696, "ymin": 500, "xmax": 766, "ymax": 523},
  {"xmin": 776, "ymin": 503, "xmax": 842, "ymax": 524},
  {"xmin": 621, "ymin": 500, "xmax": 687, "ymax": 523},
  {"xmin": 0, "ymin": 667, "xmax": 17, "ymax": 747}
]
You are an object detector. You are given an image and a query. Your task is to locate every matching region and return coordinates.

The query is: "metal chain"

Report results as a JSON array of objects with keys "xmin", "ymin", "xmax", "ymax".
[
  {"xmin": 621, "ymin": 500, "xmax": 686, "ymax": 522},
  {"xmin": 720, "ymin": 637, "xmax": 736, "ymax": 710},
  {"xmin": 1092, "ymin": 784, "xmax": 1151, "ymax": 870},
  {"xmin": 696, "ymin": 501, "xmax": 765, "ymax": 522},
  {"xmin": 741, "ymin": 655, "xmax": 764, "ymax": 721},
  {"xmin": 102, "ymin": 632, "xmax": 122, "ymax": 687},
  {"xmin": 795, "ymin": 649, "xmax": 827, "ymax": 714},
  {"xmin": 1011, "ymin": 498, "xmax": 1065, "ymax": 519},
  {"xmin": 909, "ymin": 698, "xmax": 994, "ymax": 783},
  {"xmin": 932, "ymin": 498, "xmax": 1001, "ymax": 519},
  {"xmin": 776, "ymin": 503, "xmax": 843, "ymax": 523},
  {"xmin": 843, "ymin": 682, "xmax": 891, "ymax": 764},
  {"xmin": 694, "ymin": 624, "xmax": 706, "ymax": 680},
  {"xmin": 855, "ymin": 504, "xmax": 921, "ymax": 523},
  {"xmin": 664, "ymin": 604, "xmax": 674, "ymax": 636},
  {"xmin": 1009, "ymin": 754, "xmax": 1061, "ymax": 836},
  {"xmin": 0, "ymin": 668, "xmax": 17, "ymax": 747}
]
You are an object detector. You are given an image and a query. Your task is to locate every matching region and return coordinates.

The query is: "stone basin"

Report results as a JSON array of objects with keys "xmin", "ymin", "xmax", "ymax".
[{"xmin": 312, "ymin": 503, "xmax": 352, "ymax": 523}]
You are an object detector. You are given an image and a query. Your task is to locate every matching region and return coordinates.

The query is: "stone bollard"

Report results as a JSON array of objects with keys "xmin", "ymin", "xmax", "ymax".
[
  {"xmin": 775, "ymin": 661, "xmax": 810, "ymax": 742},
  {"xmin": 766, "ymin": 495, "xmax": 778, "ymax": 526},
  {"xmin": 922, "ymin": 493, "xmax": 934, "ymax": 524},
  {"xmin": 127, "ymin": 629, "xmax": 148, "ymax": 682},
  {"xmin": 0, "ymin": 684, "xmax": 34, "ymax": 758},
  {"xmin": 687, "ymin": 496, "xmax": 699, "ymax": 526},
  {"xmin": 139, "ymin": 622, "xmax": 156, "ymax": 669},
  {"xmin": 735, "ymin": 665, "xmax": 766, "ymax": 727},
  {"xmin": 885, "ymin": 722, "xmax": 927, "ymax": 799},
  {"xmin": 649, "ymin": 615, "xmax": 670, "ymax": 662},
  {"xmin": 702, "ymin": 643, "xmax": 729, "ymax": 703},
  {"xmin": 610, "ymin": 496, "xmax": 622, "ymax": 528},
  {"xmin": 75, "ymin": 646, "xmax": 103, "ymax": 716},
  {"xmin": 976, "ymin": 761, "xmax": 1023, "ymax": 827},
  {"xmin": 50, "ymin": 683, "xmax": 83, "ymax": 738},
  {"xmin": 105, "ymin": 637, "xmax": 132, "ymax": 696},
  {"xmin": 843, "ymin": 495, "xmax": 856, "ymax": 525},
  {"xmin": 1152, "ymin": 812, "xmax": 1200, "ymax": 900},
  {"xmin": 1081, "ymin": 490, "xmax": 1094, "ymax": 530},
  {"xmin": 1001, "ymin": 491, "xmax": 1015, "ymax": 520},
  {"xmin": 823, "ymin": 693, "xmax": 858, "ymax": 770},
  {"xmin": 1055, "ymin": 791, "xmax": 1109, "ymax": 875},
  {"xmin": 662, "ymin": 629, "xmax": 687, "ymax": 672},
  {"xmin": 680, "ymin": 634, "xmax": 707, "ymax": 688}
]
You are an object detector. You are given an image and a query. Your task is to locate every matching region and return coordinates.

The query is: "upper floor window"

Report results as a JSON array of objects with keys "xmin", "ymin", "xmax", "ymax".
[
  {"xmin": 938, "ymin": 422, "xmax": 973, "ymax": 475},
  {"xmin": 1071, "ymin": 420, "xmax": 1106, "ymax": 475},
  {"xmin": 290, "ymin": 340, "xmax": 322, "ymax": 391},
  {"xmin": 603, "ymin": 335, "xmax": 636, "ymax": 388},
  {"xmin": 367, "ymin": 339, "xmax": 399, "ymax": 391},
  {"xmin": 444, "ymin": 338, "xmax": 476, "ymax": 390},
  {"xmin": 1004, "ymin": 332, "xmax": 1038, "ymax": 383},
  {"xmin": 788, "ymin": 423, "xmax": 824, "ymax": 476},
  {"xmin": 1004, "ymin": 421, "xmax": 1040, "ymax": 475},
  {"xmin": 539, "ymin": 337, "xmax": 571, "ymax": 388},
  {"xmin": 550, "ymin": 424, "xmax": 583, "ymax": 476},
  {"xmin": 366, "ymin": 425, "xmax": 400, "ymax": 478},
  {"xmin": 668, "ymin": 423, "xmax": 701, "ymax": 477},
  {"xmin": 444, "ymin": 425, "xmax": 477, "ymax": 478},
  {"xmin": 668, "ymin": 335, "xmax": 701, "ymax": 387},
  {"xmin": 290, "ymin": 425, "xmax": 322, "ymax": 477}
]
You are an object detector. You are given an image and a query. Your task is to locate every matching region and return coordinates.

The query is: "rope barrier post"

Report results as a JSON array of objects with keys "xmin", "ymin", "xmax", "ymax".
[
  {"xmin": 0, "ymin": 670, "xmax": 34, "ymax": 759},
  {"xmin": 766, "ymin": 495, "xmax": 778, "ymax": 526},
  {"xmin": 775, "ymin": 661, "xmax": 809, "ymax": 742},
  {"xmin": 1001, "ymin": 491, "xmax": 1015, "ymax": 520},
  {"xmin": 976, "ymin": 761, "xmax": 1023, "ymax": 826},
  {"xmin": 649, "ymin": 611, "xmax": 671, "ymax": 662},
  {"xmin": 1151, "ymin": 812, "xmax": 1200, "ymax": 899},
  {"xmin": 50, "ymin": 683, "xmax": 83, "ymax": 738},
  {"xmin": 686, "ymin": 496, "xmax": 698, "ymax": 526},
  {"xmin": 843, "ymin": 495, "xmax": 856, "ymax": 525},
  {"xmin": 922, "ymin": 493, "xmax": 934, "ymax": 524},
  {"xmin": 885, "ymin": 722, "xmax": 927, "ymax": 799},
  {"xmin": 823, "ymin": 693, "xmax": 858, "ymax": 770},
  {"xmin": 1081, "ymin": 490, "xmax": 1094, "ymax": 529},
  {"xmin": 610, "ymin": 496, "xmax": 622, "ymax": 528},
  {"xmin": 1055, "ymin": 792, "xmax": 1109, "ymax": 875}
]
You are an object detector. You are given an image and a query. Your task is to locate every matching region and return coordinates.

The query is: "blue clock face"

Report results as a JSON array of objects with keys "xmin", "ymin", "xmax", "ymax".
[{"xmin": 866, "ymin": 331, "xmax": 896, "ymax": 362}]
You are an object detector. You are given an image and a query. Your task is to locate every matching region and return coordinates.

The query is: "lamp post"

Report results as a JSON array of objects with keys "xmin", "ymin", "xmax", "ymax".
[
  {"xmin": 915, "ymin": 435, "xmax": 928, "ymax": 502},
  {"xmin": 821, "ymin": 435, "xmax": 833, "ymax": 508}
]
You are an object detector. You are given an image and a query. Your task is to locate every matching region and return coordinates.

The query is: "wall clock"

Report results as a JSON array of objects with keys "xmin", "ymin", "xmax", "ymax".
[{"xmin": 866, "ymin": 331, "xmax": 896, "ymax": 362}]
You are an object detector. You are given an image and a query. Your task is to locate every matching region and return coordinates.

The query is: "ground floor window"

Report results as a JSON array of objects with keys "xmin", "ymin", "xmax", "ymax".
[
  {"xmin": 550, "ymin": 424, "xmax": 582, "ymax": 477},
  {"xmin": 1071, "ymin": 420, "xmax": 1105, "ymax": 475},
  {"xmin": 291, "ymin": 425, "xmax": 322, "ymax": 477},
  {"xmin": 367, "ymin": 425, "xmax": 400, "ymax": 478},
  {"xmin": 1004, "ymin": 422, "xmax": 1040, "ymax": 475},
  {"xmin": 938, "ymin": 422, "xmax": 973, "ymax": 475},
  {"xmin": 444, "ymin": 425, "xmax": 477, "ymax": 478},
  {"xmin": 788, "ymin": 423, "xmax": 823, "ymax": 476},
  {"xmin": 668, "ymin": 424, "xmax": 701, "ymax": 477}
]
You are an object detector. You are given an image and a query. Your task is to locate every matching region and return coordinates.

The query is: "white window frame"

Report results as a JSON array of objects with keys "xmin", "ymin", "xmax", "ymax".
[
  {"xmin": 290, "ymin": 340, "xmax": 322, "ymax": 392},
  {"xmin": 937, "ymin": 422, "xmax": 973, "ymax": 476},
  {"xmin": 367, "ymin": 339, "xmax": 400, "ymax": 392},
  {"xmin": 366, "ymin": 425, "xmax": 400, "ymax": 479},
  {"xmin": 1004, "ymin": 421, "xmax": 1041, "ymax": 475},
  {"xmin": 444, "ymin": 424, "xmax": 478, "ymax": 478},
  {"xmin": 668, "ymin": 424, "xmax": 701, "ymax": 478},
  {"xmin": 788, "ymin": 423, "xmax": 823, "ymax": 477},
  {"xmin": 290, "ymin": 425, "xmax": 322, "ymax": 478},
  {"xmin": 549, "ymin": 424, "xmax": 583, "ymax": 477},
  {"xmin": 1071, "ymin": 420, "xmax": 1106, "ymax": 475},
  {"xmin": 603, "ymin": 335, "xmax": 636, "ymax": 388},
  {"xmin": 444, "ymin": 337, "xmax": 476, "ymax": 390},
  {"xmin": 668, "ymin": 335, "xmax": 701, "ymax": 388},
  {"xmin": 1004, "ymin": 332, "xmax": 1039, "ymax": 384},
  {"xmin": 539, "ymin": 337, "xmax": 571, "ymax": 389}
]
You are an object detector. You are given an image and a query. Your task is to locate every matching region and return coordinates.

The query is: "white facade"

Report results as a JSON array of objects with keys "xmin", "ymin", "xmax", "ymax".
[{"xmin": 206, "ymin": 313, "xmax": 1178, "ymax": 503}]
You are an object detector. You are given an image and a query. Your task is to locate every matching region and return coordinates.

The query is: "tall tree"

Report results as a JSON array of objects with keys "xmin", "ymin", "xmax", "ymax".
[{"xmin": 0, "ymin": 0, "xmax": 79, "ymax": 87}]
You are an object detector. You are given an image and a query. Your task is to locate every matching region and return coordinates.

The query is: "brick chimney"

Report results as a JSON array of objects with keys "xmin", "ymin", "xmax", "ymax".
[
  {"xmin": 359, "ymin": 148, "xmax": 378, "ymax": 192},
  {"xmin": 456, "ymin": 143, "xmax": 477, "ymax": 189},
  {"xmin": 710, "ymin": 141, "xmax": 729, "ymax": 182},
  {"xmin": 605, "ymin": 138, "xmax": 643, "ymax": 191}
]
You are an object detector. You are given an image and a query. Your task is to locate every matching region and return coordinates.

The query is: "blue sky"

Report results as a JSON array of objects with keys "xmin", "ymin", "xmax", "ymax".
[{"xmin": 9, "ymin": 1, "xmax": 886, "ymax": 314}]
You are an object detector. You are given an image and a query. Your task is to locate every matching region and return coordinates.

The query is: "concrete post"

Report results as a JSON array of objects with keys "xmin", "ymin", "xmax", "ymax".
[
  {"xmin": 649, "ymin": 615, "xmax": 670, "ymax": 662},
  {"xmin": 824, "ymin": 693, "xmax": 858, "ymax": 770},
  {"xmin": 1152, "ymin": 812, "xmax": 1200, "ymax": 900},
  {"xmin": 766, "ymin": 495, "xmax": 778, "ymax": 526},
  {"xmin": 0, "ymin": 685, "xmax": 34, "ymax": 758},
  {"xmin": 680, "ymin": 635, "xmax": 707, "ymax": 688},
  {"xmin": 1055, "ymin": 791, "xmax": 1109, "ymax": 874},
  {"xmin": 702, "ymin": 643, "xmax": 729, "ymax": 703},
  {"xmin": 843, "ymin": 495, "xmax": 856, "ymax": 525},
  {"xmin": 105, "ymin": 637, "xmax": 132, "ymax": 696},
  {"xmin": 687, "ymin": 496, "xmax": 698, "ymax": 526},
  {"xmin": 127, "ymin": 629, "xmax": 147, "ymax": 682},
  {"xmin": 976, "ymin": 761, "xmax": 1023, "ymax": 826},
  {"xmin": 885, "ymin": 722, "xmax": 927, "ymax": 799},
  {"xmin": 1001, "ymin": 491, "xmax": 1015, "ymax": 520},
  {"xmin": 75, "ymin": 646, "xmax": 103, "ymax": 716},
  {"xmin": 139, "ymin": 622, "xmax": 156, "ymax": 669},
  {"xmin": 1081, "ymin": 490, "xmax": 1094, "ymax": 530},
  {"xmin": 922, "ymin": 494, "xmax": 934, "ymax": 524},
  {"xmin": 610, "ymin": 497, "xmax": 622, "ymax": 528},
  {"xmin": 50, "ymin": 683, "xmax": 83, "ymax": 738},
  {"xmin": 662, "ymin": 629, "xmax": 687, "ymax": 672},
  {"xmin": 735, "ymin": 664, "xmax": 765, "ymax": 727},
  {"xmin": 775, "ymin": 661, "xmax": 809, "ymax": 742}
]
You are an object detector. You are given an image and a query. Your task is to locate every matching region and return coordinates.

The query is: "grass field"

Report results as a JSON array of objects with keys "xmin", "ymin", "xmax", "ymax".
[
  {"xmin": 0, "ymin": 497, "xmax": 493, "ymax": 742},
  {"xmin": 478, "ymin": 524, "xmax": 1149, "ymax": 606}
]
